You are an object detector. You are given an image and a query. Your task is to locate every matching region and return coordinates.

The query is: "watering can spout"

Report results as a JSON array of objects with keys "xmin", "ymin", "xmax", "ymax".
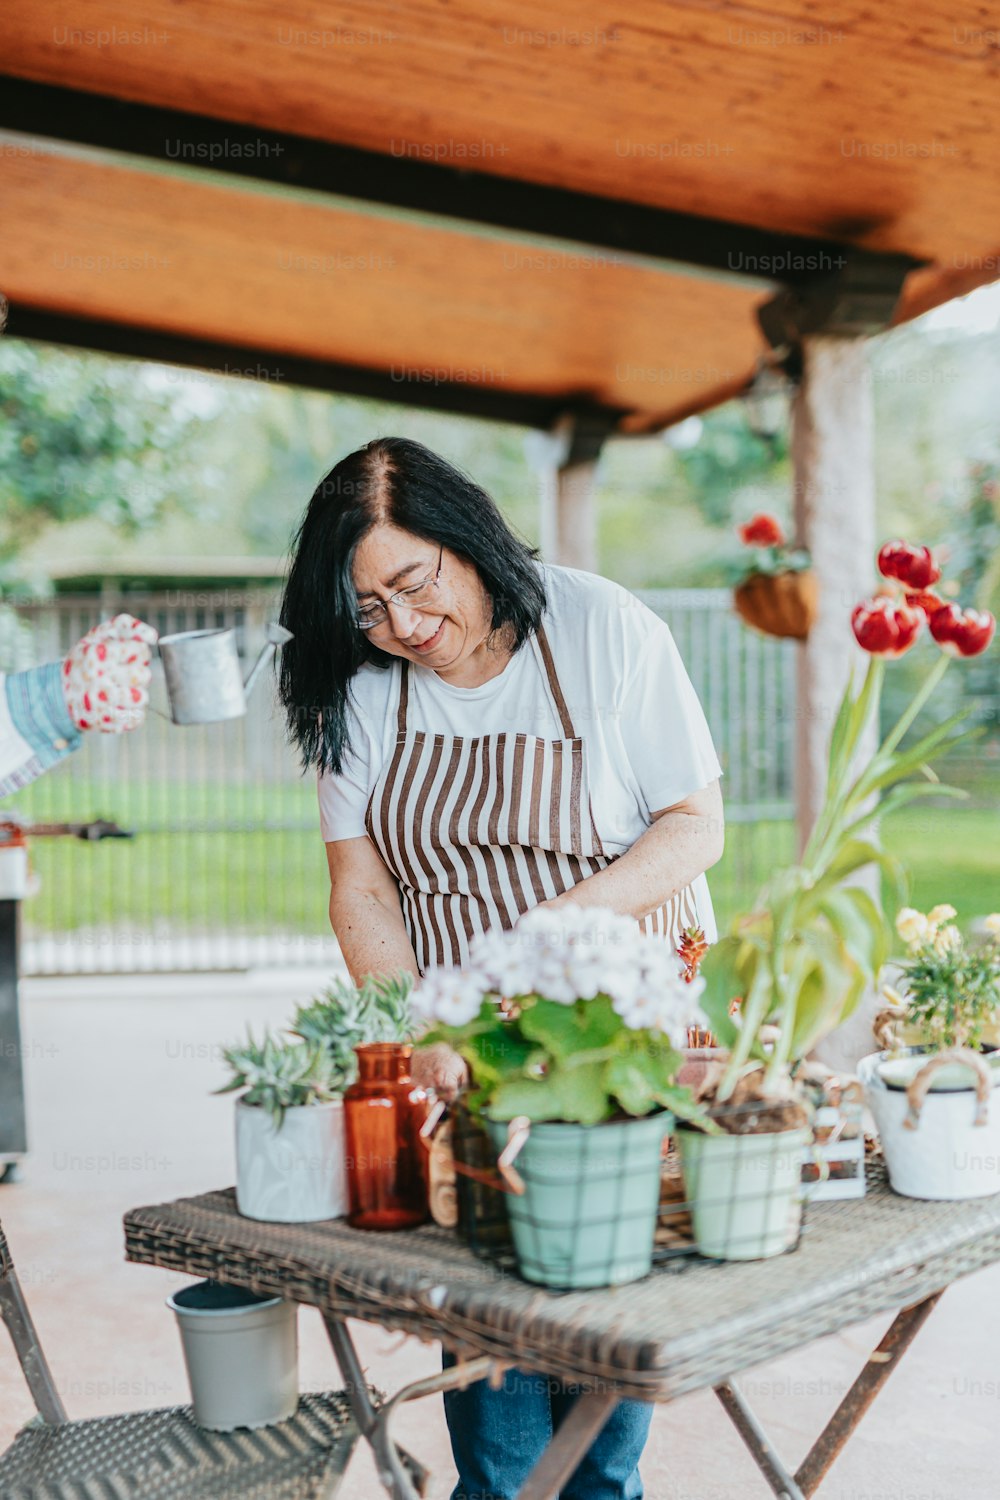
[{"xmin": 243, "ymin": 623, "xmax": 294, "ymax": 698}]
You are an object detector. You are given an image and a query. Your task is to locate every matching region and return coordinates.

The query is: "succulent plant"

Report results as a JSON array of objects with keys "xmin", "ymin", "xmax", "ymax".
[
  {"xmin": 291, "ymin": 970, "xmax": 416, "ymax": 1090},
  {"xmin": 216, "ymin": 1030, "xmax": 337, "ymax": 1128}
]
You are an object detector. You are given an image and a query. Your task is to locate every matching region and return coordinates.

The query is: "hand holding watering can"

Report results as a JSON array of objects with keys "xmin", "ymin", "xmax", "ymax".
[
  {"xmin": 154, "ymin": 621, "xmax": 294, "ymax": 725},
  {"xmin": 62, "ymin": 615, "xmax": 159, "ymax": 733},
  {"xmin": 61, "ymin": 615, "xmax": 293, "ymax": 730}
]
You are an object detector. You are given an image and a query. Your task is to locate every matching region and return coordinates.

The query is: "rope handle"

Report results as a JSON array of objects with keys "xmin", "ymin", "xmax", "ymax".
[
  {"xmin": 418, "ymin": 1101, "xmax": 526, "ymax": 1195},
  {"xmin": 873, "ymin": 1004, "xmax": 908, "ymax": 1053},
  {"xmin": 495, "ymin": 1116, "xmax": 531, "ymax": 1196},
  {"xmin": 904, "ymin": 1048, "xmax": 992, "ymax": 1130}
]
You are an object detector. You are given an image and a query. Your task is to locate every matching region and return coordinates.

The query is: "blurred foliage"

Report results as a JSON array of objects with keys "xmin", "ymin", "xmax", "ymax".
[
  {"xmin": 2, "ymin": 306, "xmax": 1000, "ymax": 601},
  {"xmin": 0, "ymin": 342, "xmax": 212, "ymax": 582}
]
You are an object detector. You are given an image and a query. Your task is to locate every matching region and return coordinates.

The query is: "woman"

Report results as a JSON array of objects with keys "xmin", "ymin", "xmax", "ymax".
[{"xmin": 280, "ymin": 437, "xmax": 724, "ymax": 1500}]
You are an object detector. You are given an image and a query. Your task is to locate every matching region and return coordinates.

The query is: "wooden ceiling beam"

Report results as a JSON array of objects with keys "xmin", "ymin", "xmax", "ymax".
[
  {"xmin": 0, "ymin": 76, "xmax": 921, "ymax": 293},
  {"xmin": 6, "ymin": 305, "xmax": 632, "ymax": 431}
]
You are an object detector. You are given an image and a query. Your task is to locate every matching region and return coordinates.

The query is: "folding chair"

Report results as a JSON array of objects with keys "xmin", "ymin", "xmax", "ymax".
[{"xmin": 0, "ymin": 1218, "xmax": 362, "ymax": 1499}]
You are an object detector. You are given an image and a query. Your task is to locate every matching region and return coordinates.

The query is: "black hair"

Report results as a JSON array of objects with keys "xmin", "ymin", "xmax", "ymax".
[{"xmin": 279, "ymin": 436, "xmax": 546, "ymax": 774}]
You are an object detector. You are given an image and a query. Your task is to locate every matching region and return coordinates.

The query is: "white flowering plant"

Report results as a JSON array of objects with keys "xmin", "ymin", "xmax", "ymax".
[
  {"xmin": 413, "ymin": 904, "xmax": 711, "ymax": 1128},
  {"xmin": 882, "ymin": 906, "xmax": 1000, "ymax": 1051}
]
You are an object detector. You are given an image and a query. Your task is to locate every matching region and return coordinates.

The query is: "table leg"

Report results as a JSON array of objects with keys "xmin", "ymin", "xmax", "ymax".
[
  {"xmin": 322, "ymin": 1313, "xmax": 496, "ymax": 1499},
  {"xmin": 714, "ymin": 1380, "xmax": 806, "ymax": 1500},
  {"xmin": 515, "ymin": 1391, "xmax": 620, "ymax": 1500},
  {"xmin": 794, "ymin": 1292, "xmax": 943, "ymax": 1495},
  {"xmin": 714, "ymin": 1291, "xmax": 945, "ymax": 1500}
]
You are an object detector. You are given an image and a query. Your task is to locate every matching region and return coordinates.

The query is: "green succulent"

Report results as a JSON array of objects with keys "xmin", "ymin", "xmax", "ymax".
[
  {"xmin": 216, "ymin": 1029, "xmax": 337, "ymax": 1128},
  {"xmin": 291, "ymin": 970, "xmax": 416, "ymax": 1090}
]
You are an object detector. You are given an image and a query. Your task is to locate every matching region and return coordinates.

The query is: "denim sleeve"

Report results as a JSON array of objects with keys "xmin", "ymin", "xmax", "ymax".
[{"xmin": 5, "ymin": 661, "xmax": 83, "ymax": 774}]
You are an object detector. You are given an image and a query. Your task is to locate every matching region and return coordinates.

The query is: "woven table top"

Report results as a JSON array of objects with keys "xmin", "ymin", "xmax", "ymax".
[{"xmin": 124, "ymin": 1163, "xmax": 1000, "ymax": 1402}]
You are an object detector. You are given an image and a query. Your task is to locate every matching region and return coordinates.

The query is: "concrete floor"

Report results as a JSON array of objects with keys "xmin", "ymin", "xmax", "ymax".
[{"xmin": 0, "ymin": 968, "xmax": 996, "ymax": 1499}]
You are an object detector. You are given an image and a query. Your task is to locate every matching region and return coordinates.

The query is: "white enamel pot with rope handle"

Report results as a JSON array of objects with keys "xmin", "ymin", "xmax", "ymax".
[{"xmin": 860, "ymin": 1049, "xmax": 1000, "ymax": 1200}]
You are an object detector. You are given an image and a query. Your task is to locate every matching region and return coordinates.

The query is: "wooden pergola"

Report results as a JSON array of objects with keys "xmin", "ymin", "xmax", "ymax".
[{"xmin": 1, "ymin": 1, "xmax": 998, "ymax": 844}]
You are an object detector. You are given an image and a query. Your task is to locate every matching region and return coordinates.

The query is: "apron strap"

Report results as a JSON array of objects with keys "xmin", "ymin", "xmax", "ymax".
[
  {"xmin": 534, "ymin": 624, "xmax": 577, "ymax": 739},
  {"xmin": 396, "ymin": 660, "xmax": 410, "ymax": 736}
]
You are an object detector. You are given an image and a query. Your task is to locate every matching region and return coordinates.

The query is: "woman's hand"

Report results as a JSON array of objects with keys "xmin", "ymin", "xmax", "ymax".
[
  {"xmin": 63, "ymin": 615, "xmax": 158, "ymax": 733},
  {"xmin": 411, "ymin": 1042, "xmax": 468, "ymax": 1102}
]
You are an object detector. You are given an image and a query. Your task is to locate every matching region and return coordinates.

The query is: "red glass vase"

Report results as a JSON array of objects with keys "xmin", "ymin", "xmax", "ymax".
[{"xmin": 343, "ymin": 1043, "xmax": 431, "ymax": 1230}]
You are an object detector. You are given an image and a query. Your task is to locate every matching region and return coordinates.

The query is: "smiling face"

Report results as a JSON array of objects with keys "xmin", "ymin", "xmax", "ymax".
[{"xmin": 352, "ymin": 524, "xmax": 501, "ymax": 681}]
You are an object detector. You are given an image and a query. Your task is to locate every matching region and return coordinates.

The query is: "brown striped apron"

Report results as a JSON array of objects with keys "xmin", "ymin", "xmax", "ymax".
[{"xmin": 364, "ymin": 623, "xmax": 701, "ymax": 973}]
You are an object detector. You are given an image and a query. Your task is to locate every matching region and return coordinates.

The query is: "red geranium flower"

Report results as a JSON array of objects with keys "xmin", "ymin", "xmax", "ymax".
[
  {"xmin": 877, "ymin": 540, "xmax": 941, "ymax": 591},
  {"xmin": 928, "ymin": 605, "xmax": 996, "ymax": 658},
  {"xmin": 738, "ymin": 513, "xmax": 785, "ymax": 548},
  {"xmin": 851, "ymin": 598, "xmax": 924, "ymax": 657}
]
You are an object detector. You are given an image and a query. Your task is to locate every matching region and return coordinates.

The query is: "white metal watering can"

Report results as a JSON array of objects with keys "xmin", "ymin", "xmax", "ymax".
[{"xmin": 154, "ymin": 622, "xmax": 293, "ymax": 725}]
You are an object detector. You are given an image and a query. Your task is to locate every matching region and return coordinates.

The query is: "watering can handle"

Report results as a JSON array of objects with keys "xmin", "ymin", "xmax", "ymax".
[{"xmin": 243, "ymin": 623, "xmax": 294, "ymax": 698}]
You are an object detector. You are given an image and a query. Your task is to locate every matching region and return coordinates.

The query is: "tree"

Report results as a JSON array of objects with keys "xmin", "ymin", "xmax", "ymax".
[{"xmin": 0, "ymin": 337, "xmax": 212, "ymax": 582}]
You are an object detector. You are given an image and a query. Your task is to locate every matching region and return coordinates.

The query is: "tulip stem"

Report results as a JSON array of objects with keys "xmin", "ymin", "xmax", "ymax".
[{"xmin": 880, "ymin": 651, "xmax": 950, "ymax": 755}]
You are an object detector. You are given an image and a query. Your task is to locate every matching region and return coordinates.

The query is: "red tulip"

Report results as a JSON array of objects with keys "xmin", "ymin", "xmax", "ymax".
[
  {"xmin": 851, "ymin": 598, "xmax": 924, "ymax": 657},
  {"xmin": 739, "ymin": 513, "xmax": 785, "ymax": 548},
  {"xmin": 877, "ymin": 540, "xmax": 941, "ymax": 590},
  {"xmin": 905, "ymin": 589, "xmax": 948, "ymax": 617},
  {"xmin": 928, "ymin": 604, "xmax": 996, "ymax": 658}
]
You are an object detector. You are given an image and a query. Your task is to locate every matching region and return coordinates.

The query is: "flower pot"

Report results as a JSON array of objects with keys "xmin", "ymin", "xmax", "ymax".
[
  {"xmin": 676, "ymin": 1125, "xmax": 811, "ymax": 1260},
  {"xmin": 167, "ymin": 1281, "xmax": 298, "ymax": 1431},
  {"xmin": 485, "ymin": 1112, "xmax": 672, "ymax": 1289},
  {"xmin": 859, "ymin": 1050, "xmax": 1000, "ymax": 1200},
  {"xmin": 678, "ymin": 1046, "xmax": 726, "ymax": 1094},
  {"xmin": 235, "ymin": 1098, "xmax": 348, "ymax": 1223},
  {"xmin": 733, "ymin": 570, "xmax": 819, "ymax": 640}
]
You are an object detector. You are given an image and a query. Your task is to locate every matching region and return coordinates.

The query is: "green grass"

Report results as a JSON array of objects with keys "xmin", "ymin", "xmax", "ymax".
[{"xmin": 17, "ymin": 800, "xmax": 999, "ymax": 941}]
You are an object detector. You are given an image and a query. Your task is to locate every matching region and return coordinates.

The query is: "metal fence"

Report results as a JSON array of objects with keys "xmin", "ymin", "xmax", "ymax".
[{"xmin": 3, "ymin": 589, "xmax": 796, "ymax": 974}]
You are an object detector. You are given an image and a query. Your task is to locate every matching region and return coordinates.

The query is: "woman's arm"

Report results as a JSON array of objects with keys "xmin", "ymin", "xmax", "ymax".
[
  {"xmin": 326, "ymin": 837, "xmax": 420, "ymax": 985},
  {"xmin": 326, "ymin": 837, "xmax": 468, "ymax": 1097},
  {"xmin": 552, "ymin": 778, "xmax": 724, "ymax": 921}
]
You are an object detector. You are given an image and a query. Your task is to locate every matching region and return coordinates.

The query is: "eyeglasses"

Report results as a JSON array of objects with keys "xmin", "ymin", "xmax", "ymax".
[{"xmin": 355, "ymin": 543, "xmax": 444, "ymax": 630}]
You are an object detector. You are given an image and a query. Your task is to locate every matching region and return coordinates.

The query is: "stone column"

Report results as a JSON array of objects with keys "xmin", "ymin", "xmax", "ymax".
[
  {"xmin": 790, "ymin": 335, "xmax": 878, "ymax": 855},
  {"xmin": 792, "ymin": 335, "xmax": 882, "ymax": 1073},
  {"xmin": 554, "ymin": 457, "xmax": 599, "ymax": 572}
]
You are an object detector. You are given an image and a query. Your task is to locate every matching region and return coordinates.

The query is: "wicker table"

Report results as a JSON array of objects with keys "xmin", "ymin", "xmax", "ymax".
[{"xmin": 124, "ymin": 1162, "xmax": 1000, "ymax": 1500}]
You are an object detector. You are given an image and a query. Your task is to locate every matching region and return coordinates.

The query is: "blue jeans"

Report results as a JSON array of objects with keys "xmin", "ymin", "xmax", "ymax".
[{"xmin": 442, "ymin": 1352, "xmax": 651, "ymax": 1500}]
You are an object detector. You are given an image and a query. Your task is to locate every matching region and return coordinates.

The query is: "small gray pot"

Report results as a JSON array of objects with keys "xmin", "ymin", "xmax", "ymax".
[{"xmin": 167, "ymin": 1280, "xmax": 298, "ymax": 1431}]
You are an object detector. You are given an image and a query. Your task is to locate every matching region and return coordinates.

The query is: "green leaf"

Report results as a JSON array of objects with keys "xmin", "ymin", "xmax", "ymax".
[
  {"xmin": 821, "ymin": 838, "xmax": 907, "ymax": 912},
  {"xmin": 853, "ymin": 713, "xmax": 977, "ymax": 799},
  {"xmin": 490, "ymin": 1061, "xmax": 612, "ymax": 1125},
  {"xmin": 457, "ymin": 1023, "xmax": 537, "ymax": 1092},
  {"xmin": 519, "ymin": 995, "xmax": 620, "ymax": 1062},
  {"xmin": 605, "ymin": 1041, "xmax": 684, "ymax": 1117},
  {"xmin": 698, "ymin": 936, "xmax": 745, "ymax": 1046},
  {"xmin": 825, "ymin": 665, "xmax": 857, "ymax": 790},
  {"xmin": 488, "ymin": 1075, "xmax": 567, "ymax": 1122}
]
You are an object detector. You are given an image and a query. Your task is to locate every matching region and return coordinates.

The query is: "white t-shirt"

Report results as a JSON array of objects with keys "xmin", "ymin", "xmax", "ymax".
[{"xmin": 318, "ymin": 562, "xmax": 723, "ymax": 936}]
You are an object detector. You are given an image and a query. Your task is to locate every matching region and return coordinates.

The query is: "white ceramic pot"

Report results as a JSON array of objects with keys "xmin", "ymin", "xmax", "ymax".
[
  {"xmin": 677, "ymin": 1125, "xmax": 810, "ymax": 1261},
  {"xmin": 235, "ymin": 1098, "xmax": 348, "ymax": 1222},
  {"xmin": 859, "ymin": 1050, "xmax": 1000, "ymax": 1201}
]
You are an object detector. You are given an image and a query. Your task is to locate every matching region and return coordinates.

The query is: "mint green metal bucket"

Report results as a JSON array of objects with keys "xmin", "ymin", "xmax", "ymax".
[{"xmin": 485, "ymin": 1112, "xmax": 672, "ymax": 1289}]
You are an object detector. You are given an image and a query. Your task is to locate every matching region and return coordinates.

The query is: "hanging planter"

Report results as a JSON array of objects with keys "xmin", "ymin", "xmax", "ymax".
[
  {"xmin": 731, "ymin": 513, "xmax": 816, "ymax": 640},
  {"xmin": 733, "ymin": 569, "xmax": 819, "ymax": 641}
]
